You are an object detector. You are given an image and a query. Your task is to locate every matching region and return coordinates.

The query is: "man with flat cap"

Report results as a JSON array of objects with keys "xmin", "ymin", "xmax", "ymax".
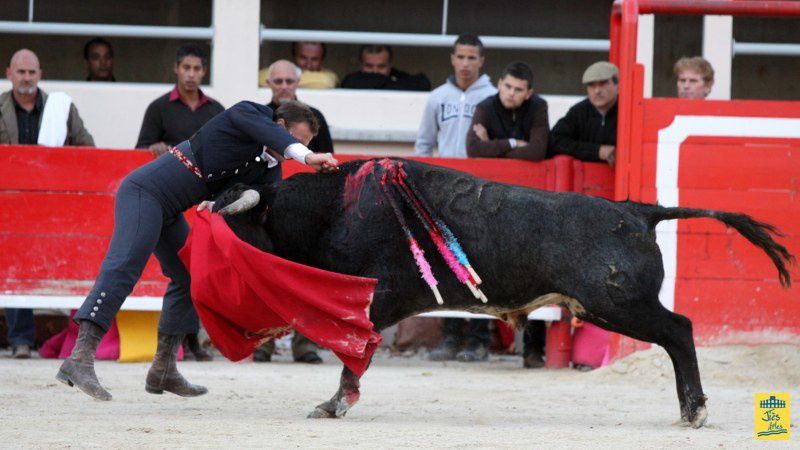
[{"xmin": 549, "ymin": 61, "xmax": 618, "ymax": 167}]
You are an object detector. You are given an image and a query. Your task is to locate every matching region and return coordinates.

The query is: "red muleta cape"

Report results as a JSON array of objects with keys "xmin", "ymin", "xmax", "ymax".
[{"xmin": 179, "ymin": 210, "xmax": 381, "ymax": 376}]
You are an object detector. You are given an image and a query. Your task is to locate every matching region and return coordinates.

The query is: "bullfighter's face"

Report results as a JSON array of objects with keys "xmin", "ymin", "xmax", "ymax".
[{"xmin": 286, "ymin": 121, "xmax": 314, "ymax": 146}]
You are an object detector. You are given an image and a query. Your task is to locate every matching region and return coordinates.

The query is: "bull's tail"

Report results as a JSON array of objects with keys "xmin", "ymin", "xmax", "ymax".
[{"xmin": 635, "ymin": 204, "xmax": 795, "ymax": 287}]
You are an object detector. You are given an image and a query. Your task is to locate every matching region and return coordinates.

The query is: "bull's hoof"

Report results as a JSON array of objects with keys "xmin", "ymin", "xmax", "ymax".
[
  {"xmin": 689, "ymin": 406, "xmax": 708, "ymax": 429},
  {"xmin": 335, "ymin": 398, "xmax": 352, "ymax": 417},
  {"xmin": 307, "ymin": 402, "xmax": 338, "ymax": 419},
  {"xmin": 307, "ymin": 407, "xmax": 338, "ymax": 419}
]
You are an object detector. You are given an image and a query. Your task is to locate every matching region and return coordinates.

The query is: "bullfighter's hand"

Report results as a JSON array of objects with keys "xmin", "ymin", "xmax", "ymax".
[
  {"xmin": 473, "ymin": 123, "xmax": 489, "ymax": 141},
  {"xmin": 197, "ymin": 201, "xmax": 215, "ymax": 213},
  {"xmin": 305, "ymin": 152, "xmax": 339, "ymax": 173}
]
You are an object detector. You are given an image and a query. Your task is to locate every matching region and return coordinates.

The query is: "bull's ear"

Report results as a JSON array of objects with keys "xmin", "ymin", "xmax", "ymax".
[{"xmin": 219, "ymin": 189, "xmax": 260, "ymax": 215}]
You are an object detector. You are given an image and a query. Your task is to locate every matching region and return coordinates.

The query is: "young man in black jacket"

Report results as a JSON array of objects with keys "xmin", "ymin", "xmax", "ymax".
[
  {"xmin": 550, "ymin": 61, "xmax": 618, "ymax": 167},
  {"xmin": 465, "ymin": 61, "xmax": 549, "ymax": 368},
  {"xmin": 466, "ymin": 61, "xmax": 549, "ymax": 161}
]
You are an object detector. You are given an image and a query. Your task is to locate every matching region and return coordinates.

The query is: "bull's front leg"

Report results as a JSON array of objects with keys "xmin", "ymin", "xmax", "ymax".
[{"xmin": 307, "ymin": 366, "xmax": 361, "ymax": 419}]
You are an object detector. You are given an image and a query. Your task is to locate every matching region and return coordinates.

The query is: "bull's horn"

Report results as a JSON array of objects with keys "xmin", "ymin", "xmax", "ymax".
[{"xmin": 219, "ymin": 189, "xmax": 260, "ymax": 215}]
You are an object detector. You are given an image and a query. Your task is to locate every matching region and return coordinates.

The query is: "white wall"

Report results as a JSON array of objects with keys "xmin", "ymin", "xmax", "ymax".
[{"xmin": 0, "ymin": 79, "xmax": 582, "ymax": 151}]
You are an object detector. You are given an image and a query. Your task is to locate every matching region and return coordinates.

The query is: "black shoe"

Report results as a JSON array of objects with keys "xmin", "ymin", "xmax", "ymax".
[
  {"xmin": 523, "ymin": 350, "xmax": 545, "ymax": 369},
  {"xmin": 428, "ymin": 338, "xmax": 459, "ymax": 361},
  {"xmin": 11, "ymin": 344, "xmax": 31, "ymax": 359},
  {"xmin": 456, "ymin": 343, "xmax": 488, "ymax": 362},
  {"xmin": 295, "ymin": 351, "xmax": 323, "ymax": 364},
  {"xmin": 184, "ymin": 334, "xmax": 213, "ymax": 362},
  {"xmin": 253, "ymin": 348, "xmax": 272, "ymax": 362}
]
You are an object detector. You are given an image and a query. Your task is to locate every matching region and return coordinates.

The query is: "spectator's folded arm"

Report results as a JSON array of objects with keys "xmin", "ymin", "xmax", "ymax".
[
  {"xmin": 506, "ymin": 101, "xmax": 549, "ymax": 162},
  {"xmin": 466, "ymin": 107, "xmax": 509, "ymax": 158}
]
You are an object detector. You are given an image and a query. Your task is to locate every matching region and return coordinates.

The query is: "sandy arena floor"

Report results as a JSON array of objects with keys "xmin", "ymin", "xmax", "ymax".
[{"xmin": 1, "ymin": 345, "xmax": 798, "ymax": 449}]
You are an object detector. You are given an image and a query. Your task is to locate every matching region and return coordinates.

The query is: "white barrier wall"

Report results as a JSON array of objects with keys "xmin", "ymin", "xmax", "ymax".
[{"xmin": 0, "ymin": 79, "xmax": 582, "ymax": 153}]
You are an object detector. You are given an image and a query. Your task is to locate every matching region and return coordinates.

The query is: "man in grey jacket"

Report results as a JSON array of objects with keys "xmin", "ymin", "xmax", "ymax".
[
  {"xmin": 1, "ymin": 49, "xmax": 94, "ymax": 146},
  {"xmin": 414, "ymin": 34, "xmax": 497, "ymax": 159},
  {"xmin": 414, "ymin": 35, "xmax": 495, "ymax": 362},
  {"xmin": 1, "ymin": 48, "xmax": 94, "ymax": 359}
]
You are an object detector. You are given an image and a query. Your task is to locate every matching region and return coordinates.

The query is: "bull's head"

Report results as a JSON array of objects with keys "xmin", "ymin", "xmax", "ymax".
[
  {"xmin": 215, "ymin": 189, "xmax": 261, "ymax": 216},
  {"xmin": 214, "ymin": 184, "xmax": 273, "ymax": 253}
]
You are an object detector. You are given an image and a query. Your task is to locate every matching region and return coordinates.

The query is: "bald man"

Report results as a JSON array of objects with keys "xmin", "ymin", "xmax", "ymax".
[
  {"xmin": 265, "ymin": 59, "xmax": 333, "ymax": 154},
  {"xmin": 1, "ymin": 49, "xmax": 94, "ymax": 359},
  {"xmin": 258, "ymin": 60, "xmax": 332, "ymax": 364},
  {"xmin": 1, "ymin": 49, "xmax": 94, "ymax": 146}
]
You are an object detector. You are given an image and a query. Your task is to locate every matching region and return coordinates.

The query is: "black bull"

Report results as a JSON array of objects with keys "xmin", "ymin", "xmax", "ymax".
[{"xmin": 214, "ymin": 158, "xmax": 793, "ymax": 428}]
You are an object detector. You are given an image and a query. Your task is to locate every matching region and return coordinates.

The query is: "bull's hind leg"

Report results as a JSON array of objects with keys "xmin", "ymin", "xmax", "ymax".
[
  {"xmin": 658, "ymin": 310, "xmax": 708, "ymax": 428},
  {"xmin": 584, "ymin": 298, "xmax": 707, "ymax": 428},
  {"xmin": 307, "ymin": 366, "xmax": 362, "ymax": 419}
]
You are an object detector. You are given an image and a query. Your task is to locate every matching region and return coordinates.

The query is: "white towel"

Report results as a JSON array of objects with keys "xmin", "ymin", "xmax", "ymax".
[{"xmin": 37, "ymin": 92, "xmax": 72, "ymax": 146}]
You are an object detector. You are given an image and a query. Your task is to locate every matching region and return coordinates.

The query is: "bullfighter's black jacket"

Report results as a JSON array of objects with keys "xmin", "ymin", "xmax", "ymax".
[{"xmin": 189, "ymin": 101, "xmax": 299, "ymax": 194}]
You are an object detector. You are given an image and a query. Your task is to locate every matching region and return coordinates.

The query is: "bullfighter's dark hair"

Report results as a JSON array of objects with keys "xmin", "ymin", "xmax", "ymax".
[
  {"xmin": 500, "ymin": 61, "xmax": 534, "ymax": 89},
  {"xmin": 83, "ymin": 37, "xmax": 113, "ymax": 60},
  {"xmin": 175, "ymin": 43, "xmax": 208, "ymax": 68},
  {"xmin": 275, "ymin": 101, "xmax": 319, "ymax": 136},
  {"xmin": 453, "ymin": 34, "xmax": 484, "ymax": 56}
]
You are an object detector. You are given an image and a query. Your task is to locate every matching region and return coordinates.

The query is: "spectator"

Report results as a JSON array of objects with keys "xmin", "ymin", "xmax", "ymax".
[
  {"xmin": 259, "ymin": 42, "xmax": 339, "ymax": 89},
  {"xmin": 674, "ymin": 56, "xmax": 714, "ymax": 100},
  {"xmin": 255, "ymin": 61, "xmax": 333, "ymax": 363},
  {"xmin": 467, "ymin": 61, "xmax": 549, "ymax": 161},
  {"xmin": 84, "ymin": 37, "xmax": 115, "ymax": 82},
  {"xmin": 466, "ymin": 60, "xmax": 549, "ymax": 368},
  {"xmin": 341, "ymin": 45, "xmax": 430, "ymax": 91},
  {"xmin": 415, "ymin": 34, "xmax": 496, "ymax": 158},
  {"xmin": 135, "ymin": 44, "xmax": 224, "ymax": 156},
  {"xmin": 134, "ymin": 43, "xmax": 223, "ymax": 361},
  {"xmin": 264, "ymin": 59, "xmax": 333, "ymax": 154},
  {"xmin": 416, "ymin": 35, "xmax": 494, "ymax": 362},
  {"xmin": 550, "ymin": 61, "xmax": 618, "ymax": 167},
  {"xmin": 1, "ymin": 48, "xmax": 94, "ymax": 358}
]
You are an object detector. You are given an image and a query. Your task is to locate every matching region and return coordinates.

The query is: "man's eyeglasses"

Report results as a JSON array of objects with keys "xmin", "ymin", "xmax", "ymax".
[{"xmin": 270, "ymin": 78, "xmax": 298, "ymax": 85}]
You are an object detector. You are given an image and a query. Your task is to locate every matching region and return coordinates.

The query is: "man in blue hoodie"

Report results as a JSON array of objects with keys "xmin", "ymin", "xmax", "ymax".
[
  {"xmin": 414, "ymin": 34, "xmax": 497, "ymax": 159},
  {"xmin": 415, "ymin": 35, "xmax": 496, "ymax": 362}
]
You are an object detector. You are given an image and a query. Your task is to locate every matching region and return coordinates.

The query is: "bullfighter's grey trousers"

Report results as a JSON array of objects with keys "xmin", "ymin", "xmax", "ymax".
[{"xmin": 75, "ymin": 141, "xmax": 209, "ymax": 335}]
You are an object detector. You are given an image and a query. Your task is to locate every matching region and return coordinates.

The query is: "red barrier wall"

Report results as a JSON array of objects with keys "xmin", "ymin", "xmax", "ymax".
[
  {"xmin": 0, "ymin": 146, "xmax": 568, "ymax": 299},
  {"xmin": 4, "ymin": 144, "xmax": 795, "ymax": 354}
]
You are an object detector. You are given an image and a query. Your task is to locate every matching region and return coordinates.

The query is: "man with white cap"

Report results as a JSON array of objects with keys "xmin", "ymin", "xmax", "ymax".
[{"xmin": 550, "ymin": 61, "xmax": 618, "ymax": 167}]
